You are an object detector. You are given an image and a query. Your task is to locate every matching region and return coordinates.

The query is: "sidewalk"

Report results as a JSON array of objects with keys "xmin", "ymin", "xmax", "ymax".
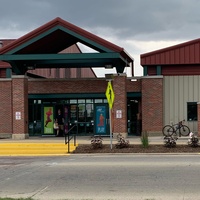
[
  {"xmin": 0, "ymin": 135, "xmax": 191, "ymax": 145},
  {"xmin": 0, "ymin": 135, "xmax": 192, "ymax": 156},
  {"xmin": 76, "ymin": 136, "xmax": 191, "ymax": 145}
]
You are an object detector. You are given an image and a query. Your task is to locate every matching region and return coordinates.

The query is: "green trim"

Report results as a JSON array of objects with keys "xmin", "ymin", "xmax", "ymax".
[
  {"xmin": 143, "ymin": 66, "xmax": 148, "ymax": 76},
  {"xmin": 0, "ymin": 52, "xmax": 121, "ymax": 61},
  {"xmin": 29, "ymin": 92, "xmax": 141, "ymax": 99},
  {"xmin": 28, "ymin": 93, "xmax": 106, "ymax": 99},
  {"xmin": 127, "ymin": 92, "xmax": 141, "ymax": 98},
  {"xmin": 10, "ymin": 61, "xmax": 22, "ymax": 74},
  {"xmin": 59, "ymin": 26, "xmax": 113, "ymax": 53},
  {"xmin": 156, "ymin": 65, "xmax": 161, "ymax": 75},
  {"xmin": 116, "ymin": 65, "xmax": 125, "ymax": 73},
  {"xmin": 1, "ymin": 52, "xmax": 125, "ymax": 73},
  {"xmin": 6, "ymin": 68, "xmax": 11, "ymax": 78},
  {"xmin": 6, "ymin": 25, "xmax": 113, "ymax": 55}
]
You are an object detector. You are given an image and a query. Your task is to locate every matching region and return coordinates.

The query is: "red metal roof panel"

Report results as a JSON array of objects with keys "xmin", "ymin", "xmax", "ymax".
[{"xmin": 141, "ymin": 38, "xmax": 200, "ymax": 65}]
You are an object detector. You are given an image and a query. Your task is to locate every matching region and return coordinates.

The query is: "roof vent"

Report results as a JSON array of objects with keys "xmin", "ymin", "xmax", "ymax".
[{"xmin": 0, "ymin": 41, "xmax": 3, "ymax": 48}]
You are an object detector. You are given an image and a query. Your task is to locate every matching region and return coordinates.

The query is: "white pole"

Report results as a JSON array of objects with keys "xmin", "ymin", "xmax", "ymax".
[{"xmin": 109, "ymin": 107, "xmax": 112, "ymax": 149}]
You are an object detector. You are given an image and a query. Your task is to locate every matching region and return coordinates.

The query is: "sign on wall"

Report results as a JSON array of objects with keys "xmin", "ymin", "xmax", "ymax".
[
  {"xmin": 15, "ymin": 112, "xmax": 21, "ymax": 120},
  {"xmin": 116, "ymin": 110, "xmax": 122, "ymax": 118}
]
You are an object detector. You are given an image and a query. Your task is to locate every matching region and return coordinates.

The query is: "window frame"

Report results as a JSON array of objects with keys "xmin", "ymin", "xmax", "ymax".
[{"xmin": 187, "ymin": 102, "xmax": 197, "ymax": 121}]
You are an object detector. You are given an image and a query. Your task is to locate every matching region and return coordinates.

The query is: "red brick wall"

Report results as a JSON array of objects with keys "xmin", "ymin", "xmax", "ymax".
[
  {"xmin": 142, "ymin": 77, "xmax": 163, "ymax": 135},
  {"xmin": 126, "ymin": 79, "xmax": 141, "ymax": 92},
  {"xmin": 0, "ymin": 79, "xmax": 12, "ymax": 134},
  {"xmin": 12, "ymin": 76, "xmax": 28, "ymax": 134},
  {"xmin": 112, "ymin": 75, "xmax": 127, "ymax": 136},
  {"xmin": 1, "ymin": 75, "xmax": 164, "ymax": 137},
  {"xmin": 29, "ymin": 78, "xmax": 142, "ymax": 94},
  {"xmin": 28, "ymin": 78, "xmax": 107, "ymax": 94},
  {"xmin": 1, "ymin": 75, "xmax": 160, "ymax": 137}
]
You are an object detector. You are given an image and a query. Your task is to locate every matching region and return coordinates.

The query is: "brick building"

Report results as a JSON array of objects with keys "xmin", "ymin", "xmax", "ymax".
[
  {"xmin": 141, "ymin": 38, "xmax": 200, "ymax": 136},
  {"xmin": 0, "ymin": 18, "xmax": 136, "ymax": 139},
  {"xmin": 0, "ymin": 17, "xmax": 199, "ymax": 139}
]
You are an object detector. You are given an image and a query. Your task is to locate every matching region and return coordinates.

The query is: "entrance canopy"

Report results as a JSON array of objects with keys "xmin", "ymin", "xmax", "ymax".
[{"xmin": 0, "ymin": 17, "xmax": 133, "ymax": 75}]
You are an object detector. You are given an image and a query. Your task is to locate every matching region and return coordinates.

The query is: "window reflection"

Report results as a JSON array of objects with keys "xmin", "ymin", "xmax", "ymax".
[
  {"xmin": 187, "ymin": 102, "xmax": 197, "ymax": 121},
  {"xmin": 78, "ymin": 104, "xmax": 85, "ymax": 122}
]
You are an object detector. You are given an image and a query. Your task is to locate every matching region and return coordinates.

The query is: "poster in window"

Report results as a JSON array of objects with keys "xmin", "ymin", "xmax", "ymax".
[
  {"xmin": 44, "ymin": 106, "xmax": 54, "ymax": 134},
  {"xmin": 95, "ymin": 105, "xmax": 106, "ymax": 135}
]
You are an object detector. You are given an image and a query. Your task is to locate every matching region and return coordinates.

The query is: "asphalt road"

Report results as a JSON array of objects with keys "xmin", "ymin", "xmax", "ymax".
[{"xmin": 0, "ymin": 154, "xmax": 200, "ymax": 200}]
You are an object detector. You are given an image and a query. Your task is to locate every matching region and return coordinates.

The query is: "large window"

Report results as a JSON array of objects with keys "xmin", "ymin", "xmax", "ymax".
[
  {"xmin": 28, "ymin": 98, "xmax": 107, "ymax": 135},
  {"xmin": 187, "ymin": 102, "xmax": 197, "ymax": 121}
]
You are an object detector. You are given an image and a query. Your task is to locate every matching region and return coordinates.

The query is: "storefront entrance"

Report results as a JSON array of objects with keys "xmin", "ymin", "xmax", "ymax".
[
  {"xmin": 28, "ymin": 98, "xmax": 109, "ymax": 136},
  {"xmin": 29, "ymin": 97, "xmax": 140, "ymax": 137}
]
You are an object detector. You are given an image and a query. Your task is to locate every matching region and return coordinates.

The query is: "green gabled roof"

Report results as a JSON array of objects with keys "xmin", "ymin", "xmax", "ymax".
[{"xmin": 0, "ymin": 17, "xmax": 133, "ymax": 74}]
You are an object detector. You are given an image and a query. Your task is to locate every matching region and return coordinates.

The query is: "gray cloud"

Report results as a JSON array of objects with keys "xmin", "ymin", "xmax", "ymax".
[
  {"xmin": 0, "ymin": 0, "xmax": 200, "ymax": 76},
  {"xmin": 1, "ymin": 0, "xmax": 200, "ymax": 41}
]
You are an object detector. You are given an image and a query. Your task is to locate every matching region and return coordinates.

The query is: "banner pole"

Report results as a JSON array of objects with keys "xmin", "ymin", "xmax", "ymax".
[
  {"xmin": 109, "ymin": 107, "xmax": 112, "ymax": 149},
  {"xmin": 105, "ymin": 79, "xmax": 114, "ymax": 150}
]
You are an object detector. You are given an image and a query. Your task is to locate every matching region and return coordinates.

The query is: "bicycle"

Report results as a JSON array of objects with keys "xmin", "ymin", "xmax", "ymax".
[{"xmin": 162, "ymin": 119, "xmax": 190, "ymax": 137}]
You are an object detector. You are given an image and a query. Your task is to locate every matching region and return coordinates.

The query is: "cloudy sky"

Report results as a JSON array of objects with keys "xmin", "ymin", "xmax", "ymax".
[{"xmin": 0, "ymin": 0, "xmax": 200, "ymax": 76}]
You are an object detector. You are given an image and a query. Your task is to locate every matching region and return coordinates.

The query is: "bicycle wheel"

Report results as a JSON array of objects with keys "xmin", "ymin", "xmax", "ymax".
[
  {"xmin": 179, "ymin": 125, "xmax": 190, "ymax": 136},
  {"xmin": 162, "ymin": 125, "xmax": 174, "ymax": 136}
]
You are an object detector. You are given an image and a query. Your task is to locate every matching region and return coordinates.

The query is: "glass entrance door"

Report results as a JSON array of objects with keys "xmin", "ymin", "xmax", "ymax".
[
  {"xmin": 127, "ymin": 99, "xmax": 141, "ymax": 136},
  {"xmin": 54, "ymin": 105, "xmax": 70, "ymax": 136},
  {"xmin": 41, "ymin": 104, "xmax": 70, "ymax": 136},
  {"xmin": 28, "ymin": 100, "xmax": 42, "ymax": 136}
]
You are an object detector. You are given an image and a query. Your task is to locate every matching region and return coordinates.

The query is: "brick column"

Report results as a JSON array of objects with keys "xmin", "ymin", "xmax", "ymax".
[
  {"xmin": 197, "ymin": 102, "xmax": 200, "ymax": 137},
  {"xmin": 141, "ymin": 76, "xmax": 163, "ymax": 136},
  {"xmin": 12, "ymin": 75, "xmax": 29, "ymax": 139},
  {"xmin": 0, "ymin": 78, "xmax": 12, "ymax": 138},
  {"xmin": 112, "ymin": 73, "xmax": 127, "ymax": 138}
]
